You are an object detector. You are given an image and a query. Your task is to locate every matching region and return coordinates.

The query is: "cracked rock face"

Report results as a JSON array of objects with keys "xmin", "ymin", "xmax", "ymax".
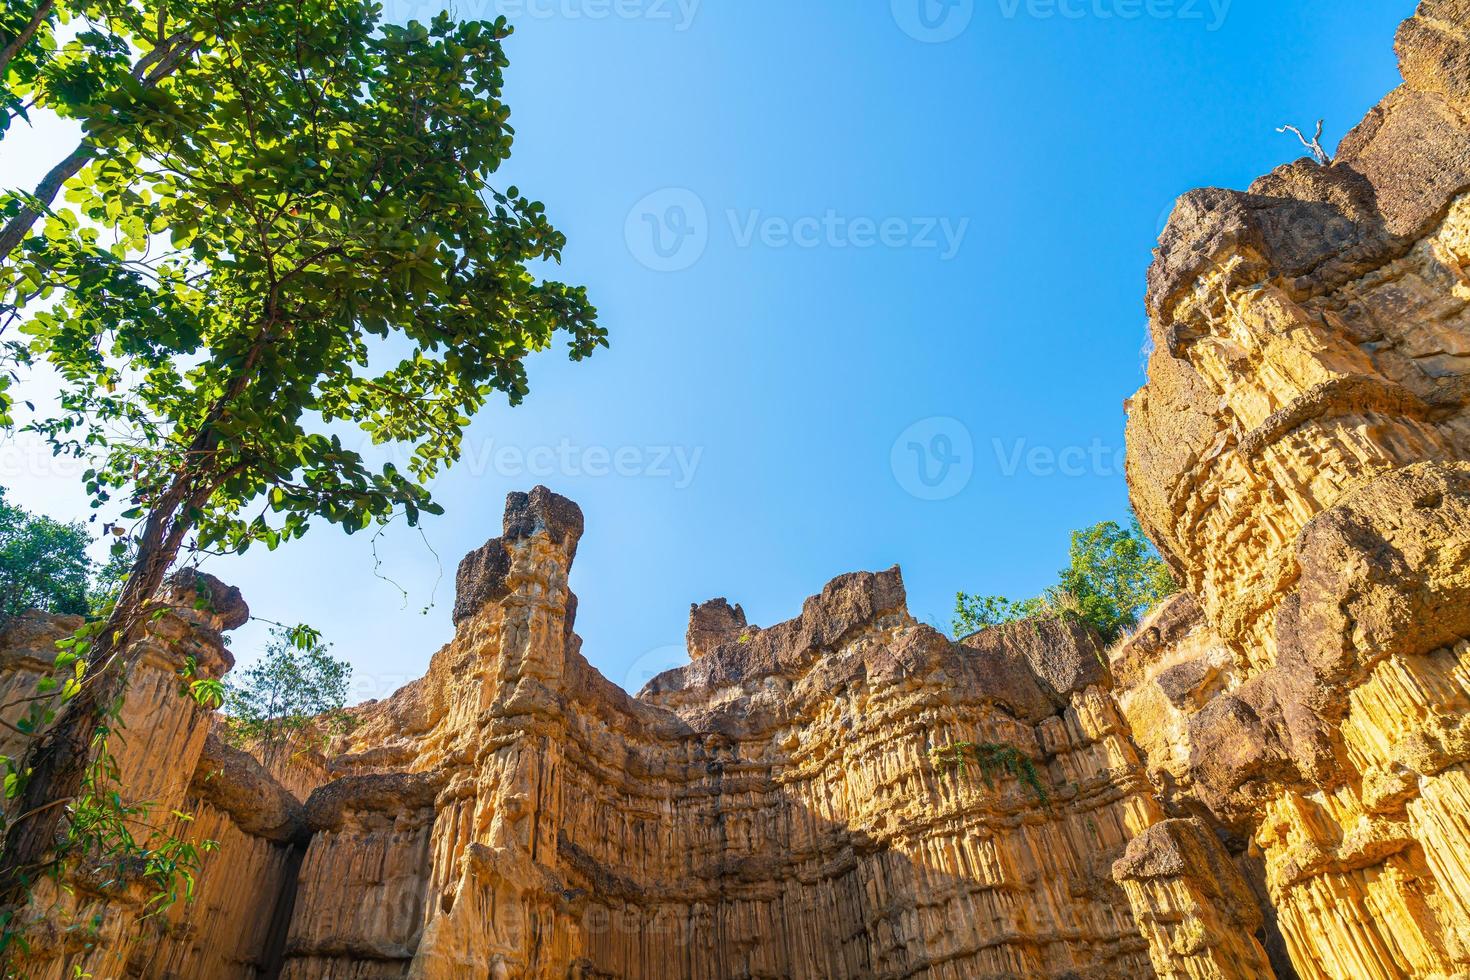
[{"xmin": 9, "ymin": 6, "xmax": 1470, "ymax": 979}]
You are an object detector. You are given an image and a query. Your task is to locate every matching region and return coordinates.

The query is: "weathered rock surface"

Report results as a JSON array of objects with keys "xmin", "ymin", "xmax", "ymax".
[
  {"xmin": 1123, "ymin": 3, "xmax": 1470, "ymax": 976},
  {"xmin": 7, "ymin": 4, "xmax": 1470, "ymax": 978},
  {"xmin": 0, "ymin": 578, "xmax": 299, "ymax": 980},
  {"xmin": 274, "ymin": 493, "xmax": 1175, "ymax": 979}
]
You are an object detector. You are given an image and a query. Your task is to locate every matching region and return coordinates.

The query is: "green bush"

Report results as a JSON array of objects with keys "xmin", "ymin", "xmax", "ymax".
[
  {"xmin": 224, "ymin": 626, "xmax": 353, "ymax": 760},
  {"xmin": 930, "ymin": 740, "xmax": 1048, "ymax": 805},
  {"xmin": 0, "ymin": 488, "xmax": 92, "ymax": 619},
  {"xmin": 954, "ymin": 516, "xmax": 1176, "ymax": 643}
]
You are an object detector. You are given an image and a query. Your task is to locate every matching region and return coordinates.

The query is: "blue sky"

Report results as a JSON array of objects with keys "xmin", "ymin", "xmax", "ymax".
[{"xmin": 2, "ymin": 0, "xmax": 1413, "ymax": 698}]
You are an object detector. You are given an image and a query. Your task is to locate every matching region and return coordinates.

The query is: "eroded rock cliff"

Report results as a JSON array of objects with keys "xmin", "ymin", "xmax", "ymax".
[
  {"xmin": 7, "ymin": 3, "xmax": 1470, "ymax": 977},
  {"xmin": 1124, "ymin": 3, "xmax": 1470, "ymax": 976},
  {"xmin": 275, "ymin": 491, "xmax": 1204, "ymax": 980},
  {"xmin": 0, "ymin": 485, "xmax": 1276, "ymax": 980}
]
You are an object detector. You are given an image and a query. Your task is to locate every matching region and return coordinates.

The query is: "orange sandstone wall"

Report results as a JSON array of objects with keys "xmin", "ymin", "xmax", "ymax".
[{"xmin": 1126, "ymin": 3, "xmax": 1470, "ymax": 976}]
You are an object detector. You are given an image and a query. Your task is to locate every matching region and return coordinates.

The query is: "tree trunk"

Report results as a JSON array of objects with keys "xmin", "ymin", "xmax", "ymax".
[
  {"xmin": 0, "ymin": 472, "xmax": 205, "ymax": 944},
  {"xmin": 0, "ymin": 308, "xmax": 273, "ymax": 948}
]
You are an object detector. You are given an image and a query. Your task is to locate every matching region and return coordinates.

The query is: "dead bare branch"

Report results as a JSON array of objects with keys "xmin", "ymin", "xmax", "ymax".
[{"xmin": 1277, "ymin": 119, "xmax": 1331, "ymax": 166}]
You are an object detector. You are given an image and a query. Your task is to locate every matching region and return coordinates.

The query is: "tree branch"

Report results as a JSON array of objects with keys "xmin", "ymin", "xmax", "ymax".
[
  {"xmin": 1277, "ymin": 119, "xmax": 1331, "ymax": 166},
  {"xmin": 0, "ymin": 31, "xmax": 200, "ymax": 264},
  {"xmin": 0, "ymin": 0, "xmax": 55, "ymax": 82}
]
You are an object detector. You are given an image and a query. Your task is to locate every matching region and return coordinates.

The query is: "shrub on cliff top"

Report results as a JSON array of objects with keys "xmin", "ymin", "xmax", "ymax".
[
  {"xmin": 224, "ymin": 626, "xmax": 353, "ymax": 761},
  {"xmin": 954, "ymin": 517, "xmax": 1176, "ymax": 643}
]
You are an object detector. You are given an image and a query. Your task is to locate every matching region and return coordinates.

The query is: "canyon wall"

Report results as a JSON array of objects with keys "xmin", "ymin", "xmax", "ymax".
[
  {"xmin": 6, "ymin": 490, "xmax": 1278, "ymax": 980},
  {"xmin": 0, "ymin": 576, "xmax": 306, "ymax": 980},
  {"xmin": 7, "ymin": 2, "xmax": 1470, "ymax": 977},
  {"xmin": 1126, "ymin": 1, "xmax": 1470, "ymax": 976},
  {"xmin": 280, "ymin": 496, "xmax": 1180, "ymax": 980}
]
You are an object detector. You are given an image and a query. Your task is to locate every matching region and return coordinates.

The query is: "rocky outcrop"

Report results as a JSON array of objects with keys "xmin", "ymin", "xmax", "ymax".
[
  {"xmin": 0, "ymin": 486, "xmax": 1223, "ymax": 979},
  {"xmin": 1124, "ymin": 2, "xmax": 1470, "ymax": 975},
  {"xmin": 5, "ymin": 4, "xmax": 1470, "ymax": 978},
  {"xmin": 271, "ymin": 490, "xmax": 1181, "ymax": 979},
  {"xmin": 0, "ymin": 572, "xmax": 304, "ymax": 980}
]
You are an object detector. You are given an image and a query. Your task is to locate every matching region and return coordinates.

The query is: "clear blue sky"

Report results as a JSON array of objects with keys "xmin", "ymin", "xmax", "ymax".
[{"xmin": 2, "ymin": 0, "xmax": 1413, "ymax": 698}]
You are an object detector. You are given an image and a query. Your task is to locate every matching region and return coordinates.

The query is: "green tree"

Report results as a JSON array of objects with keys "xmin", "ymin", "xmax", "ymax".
[
  {"xmin": 0, "ymin": 0, "xmax": 602, "ymax": 926},
  {"xmin": 85, "ymin": 540, "xmax": 133, "ymax": 615},
  {"xmin": 952, "ymin": 593, "xmax": 1048, "ymax": 636},
  {"xmin": 0, "ymin": 488, "xmax": 91, "ymax": 618},
  {"xmin": 1055, "ymin": 519, "xmax": 1177, "ymax": 642},
  {"xmin": 224, "ymin": 626, "xmax": 351, "ymax": 760},
  {"xmin": 953, "ymin": 517, "xmax": 1176, "ymax": 643},
  {"xmin": 2, "ymin": 0, "xmax": 222, "ymax": 272}
]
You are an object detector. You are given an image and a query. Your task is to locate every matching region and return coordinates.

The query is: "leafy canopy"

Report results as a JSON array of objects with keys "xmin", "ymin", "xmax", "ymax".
[
  {"xmin": 0, "ymin": 487, "xmax": 91, "ymax": 618},
  {"xmin": 15, "ymin": 3, "xmax": 603, "ymax": 556},
  {"xmin": 1, "ymin": 0, "xmax": 150, "ymax": 139},
  {"xmin": 224, "ymin": 626, "xmax": 352, "ymax": 757},
  {"xmin": 0, "ymin": 0, "xmax": 602, "ymax": 932},
  {"xmin": 954, "ymin": 518, "xmax": 1176, "ymax": 643}
]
